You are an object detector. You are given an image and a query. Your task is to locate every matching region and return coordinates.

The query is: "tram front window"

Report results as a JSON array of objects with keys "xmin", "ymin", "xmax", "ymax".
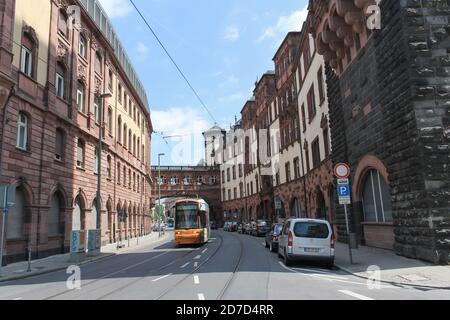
[{"xmin": 175, "ymin": 204, "xmax": 199, "ymax": 230}]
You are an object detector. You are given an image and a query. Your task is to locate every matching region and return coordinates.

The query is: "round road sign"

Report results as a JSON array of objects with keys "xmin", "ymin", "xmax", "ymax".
[{"xmin": 334, "ymin": 163, "xmax": 351, "ymax": 179}]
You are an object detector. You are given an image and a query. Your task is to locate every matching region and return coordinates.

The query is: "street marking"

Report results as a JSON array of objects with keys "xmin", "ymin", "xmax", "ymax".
[
  {"xmin": 198, "ymin": 293, "xmax": 205, "ymax": 300},
  {"xmin": 202, "ymin": 248, "xmax": 208, "ymax": 254},
  {"xmin": 194, "ymin": 275, "xmax": 200, "ymax": 285},
  {"xmin": 194, "ymin": 255, "xmax": 201, "ymax": 260},
  {"xmin": 339, "ymin": 290, "xmax": 374, "ymax": 301},
  {"xmin": 293, "ymin": 267, "xmax": 332, "ymax": 275},
  {"xmin": 194, "ymin": 262, "xmax": 198, "ymax": 268},
  {"xmin": 152, "ymin": 273, "xmax": 172, "ymax": 282},
  {"xmin": 180, "ymin": 262, "xmax": 190, "ymax": 269},
  {"xmin": 310, "ymin": 274, "xmax": 349, "ymax": 280}
]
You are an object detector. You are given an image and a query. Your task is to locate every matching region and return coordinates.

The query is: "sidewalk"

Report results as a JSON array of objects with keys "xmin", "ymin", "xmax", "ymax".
[
  {"xmin": 335, "ymin": 242, "xmax": 450, "ymax": 289},
  {"xmin": 0, "ymin": 232, "xmax": 168, "ymax": 283}
]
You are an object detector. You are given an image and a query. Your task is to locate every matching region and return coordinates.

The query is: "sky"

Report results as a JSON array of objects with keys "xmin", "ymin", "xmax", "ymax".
[{"xmin": 98, "ymin": 0, "xmax": 309, "ymax": 166}]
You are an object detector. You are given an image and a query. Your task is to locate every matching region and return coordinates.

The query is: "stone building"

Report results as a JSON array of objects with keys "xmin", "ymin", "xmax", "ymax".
[
  {"xmin": 151, "ymin": 165, "xmax": 222, "ymax": 225},
  {"xmin": 0, "ymin": 0, "xmax": 153, "ymax": 265},
  {"xmin": 310, "ymin": 0, "xmax": 450, "ymax": 263}
]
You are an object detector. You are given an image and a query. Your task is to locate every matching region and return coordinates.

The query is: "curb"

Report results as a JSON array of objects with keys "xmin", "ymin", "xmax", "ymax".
[{"xmin": 335, "ymin": 263, "xmax": 450, "ymax": 291}]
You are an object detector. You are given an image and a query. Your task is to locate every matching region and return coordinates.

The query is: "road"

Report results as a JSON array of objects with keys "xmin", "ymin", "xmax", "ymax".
[{"xmin": 0, "ymin": 230, "xmax": 448, "ymax": 300}]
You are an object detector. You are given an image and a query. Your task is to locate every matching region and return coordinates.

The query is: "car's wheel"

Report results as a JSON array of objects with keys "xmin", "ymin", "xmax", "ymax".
[
  {"xmin": 326, "ymin": 260, "xmax": 335, "ymax": 270},
  {"xmin": 284, "ymin": 250, "xmax": 291, "ymax": 266},
  {"xmin": 270, "ymin": 242, "xmax": 275, "ymax": 253}
]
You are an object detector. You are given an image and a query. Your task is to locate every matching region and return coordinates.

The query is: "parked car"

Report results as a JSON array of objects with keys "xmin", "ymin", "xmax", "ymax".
[
  {"xmin": 243, "ymin": 223, "xmax": 251, "ymax": 234},
  {"xmin": 265, "ymin": 223, "xmax": 283, "ymax": 252},
  {"xmin": 253, "ymin": 219, "xmax": 272, "ymax": 237},
  {"xmin": 278, "ymin": 219, "xmax": 335, "ymax": 268},
  {"xmin": 237, "ymin": 223, "xmax": 244, "ymax": 234},
  {"xmin": 249, "ymin": 221, "xmax": 257, "ymax": 235},
  {"xmin": 223, "ymin": 222, "xmax": 231, "ymax": 231},
  {"xmin": 230, "ymin": 221, "xmax": 238, "ymax": 232}
]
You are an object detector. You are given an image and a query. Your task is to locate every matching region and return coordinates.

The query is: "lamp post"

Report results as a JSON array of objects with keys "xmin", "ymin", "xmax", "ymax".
[
  {"xmin": 157, "ymin": 153, "xmax": 165, "ymax": 238},
  {"xmin": 94, "ymin": 92, "xmax": 112, "ymax": 254}
]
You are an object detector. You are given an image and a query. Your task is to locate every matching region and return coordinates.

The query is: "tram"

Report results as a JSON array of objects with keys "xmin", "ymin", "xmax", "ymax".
[{"xmin": 174, "ymin": 198, "xmax": 210, "ymax": 246}]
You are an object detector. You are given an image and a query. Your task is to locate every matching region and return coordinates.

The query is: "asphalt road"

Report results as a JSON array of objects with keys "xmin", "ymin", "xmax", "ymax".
[{"xmin": 0, "ymin": 230, "xmax": 448, "ymax": 300}]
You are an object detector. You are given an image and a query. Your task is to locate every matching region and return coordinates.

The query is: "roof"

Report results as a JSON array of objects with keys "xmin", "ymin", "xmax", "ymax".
[
  {"xmin": 272, "ymin": 31, "xmax": 302, "ymax": 61},
  {"xmin": 79, "ymin": 0, "xmax": 149, "ymax": 111}
]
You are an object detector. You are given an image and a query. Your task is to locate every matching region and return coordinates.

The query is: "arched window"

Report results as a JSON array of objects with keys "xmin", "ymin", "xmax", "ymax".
[
  {"xmin": 49, "ymin": 192, "xmax": 63, "ymax": 236},
  {"xmin": 128, "ymin": 129, "xmax": 132, "ymax": 153},
  {"xmin": 95, "ymin": 52, "xmax": 102, "ymax": 74},
  {"xmin": 6, "ymin": 187, "xmax": 25, "ymax": 239},
  {"xmin": 137, "ymin": 138, "xmax": 140, "ymax": 159},
  {"xmin": 77, "ymin": 139, "xmax": 85, "ymax": 168},
  {"xmin": 16, "ymin": 112, "xmax": 28, "ymax": 150},
  {"xmin": 123, "ymin": 123, "xmax": 127, "ymax": 148},
  {"xmin": 20, "ymin": 33, "xmax": 34, "ymax": 77},
  {"xmin": 117, "ymin": 116, "xmax": 122, "ymax": 143},
  {"xmin": 107, "ymin": 107, "xmax": 112, "ymax": 134},
  {"xmin": 55, "ymin": 128, "xmax": 65, "ymax": 161},
  {"xmin": 292, "ymin": 198, "xmax": 301, "ymax": 218},
  {"xmin": 72, "ymin": 196, "xmax": 84, "ymax": 231},
  {"xmin": 56, "ymin": 62, "xmax": 66, "ymax": 99},
  {"xmin": 362, "ymin": 170, "xmax": 393, "ymax": 223},
  {"xmin": 76, "ymin": 81, "xmax": 85, "ymax": 113},
  {"xmin": 117, "ymin": 162, "xmax": 121, "ymax": 184},
  {"xmin": 58, "ymin": 10, "xmax": 68, "ymax": 38},
  {"xmin": 107, "ymin": 155, "xmax": 112, "ymax": 179}
]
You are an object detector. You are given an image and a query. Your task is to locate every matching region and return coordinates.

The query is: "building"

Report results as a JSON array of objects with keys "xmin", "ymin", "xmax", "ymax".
[
  {"xmin": 310, "ymin": 0, "xmax": 450, "ymax": 263},
  {"xmin": 151, "ymin": 165, "xmax": 222, "ymax": 225},
  {"xmin": 0, "ymin": 0, "xmax": 153, "ymax": 265}
]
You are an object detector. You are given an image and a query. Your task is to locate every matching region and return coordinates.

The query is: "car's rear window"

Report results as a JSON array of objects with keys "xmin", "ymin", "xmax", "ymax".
[
  {"xmin": 257, "ymin": 220, "xmax": 270, "ymax": 226},
  {"xmin": 293, "ymin": 222, "xmax": 329, "ymax": 239},
  {"xmin": 273, "ymin": 224, "xmax": 283, "ymax": 234}
]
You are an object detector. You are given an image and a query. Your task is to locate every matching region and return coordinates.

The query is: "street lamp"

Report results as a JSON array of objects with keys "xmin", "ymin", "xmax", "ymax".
[
  {"xmin": 95, "ymin": 92, "xmax": 112, "ymax": 250},
  {"xmin": 157, "ymin": 153, "xmax": 165, "ymax": 238}
]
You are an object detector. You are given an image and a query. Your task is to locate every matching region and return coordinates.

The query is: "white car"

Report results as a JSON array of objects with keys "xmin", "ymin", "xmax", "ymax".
[{"xmin": 278, "ymin": 218, "xmax": 335, "ymax": 268}]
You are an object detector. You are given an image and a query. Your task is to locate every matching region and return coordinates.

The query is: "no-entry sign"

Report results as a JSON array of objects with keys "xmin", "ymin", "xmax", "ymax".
[{"xmin": 334, "ymin": 163, "xmax": 351, "ymax": 179}]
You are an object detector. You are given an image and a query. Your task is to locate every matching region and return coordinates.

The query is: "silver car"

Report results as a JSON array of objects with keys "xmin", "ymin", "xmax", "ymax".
[{"xmin": 278, "ymin": 218, "xmax": 335, "ymax": 268}]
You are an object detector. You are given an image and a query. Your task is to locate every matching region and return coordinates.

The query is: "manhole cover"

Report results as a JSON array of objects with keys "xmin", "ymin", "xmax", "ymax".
[{"xmin": 397, "ymin": 274, "xmax": 430, "ymax": 282}]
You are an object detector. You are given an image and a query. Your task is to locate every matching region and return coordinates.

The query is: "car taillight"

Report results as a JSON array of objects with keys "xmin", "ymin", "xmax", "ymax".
[
  {"xmin": 288, "ymin": 231, "xmax": 293, "ymax": 247},
  {"xmin": 331, "ymin": 232, "xmax": 336, "ymax": 249}
]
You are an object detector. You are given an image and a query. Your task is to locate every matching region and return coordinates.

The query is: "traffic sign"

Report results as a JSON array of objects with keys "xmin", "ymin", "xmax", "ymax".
[
  {"xmin": 334, "ymin": 163, "xmax": 351, "ymax": 179},
  {"xmin": 337, "ymin": 179, "xmax": 349, "ymax": 185},
  {"xmin": 338, "ymin": 185, "xmax": 351, "ymax": 197},
  {"xmin": 339, "ymin": 197, "xmax": 351, "ymax": 205}
]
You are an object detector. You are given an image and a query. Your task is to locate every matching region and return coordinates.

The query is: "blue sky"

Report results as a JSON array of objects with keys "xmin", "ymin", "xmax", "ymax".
[{"xmin": 98, "ymin": 0, "xmax": 308, "ymax": 165}]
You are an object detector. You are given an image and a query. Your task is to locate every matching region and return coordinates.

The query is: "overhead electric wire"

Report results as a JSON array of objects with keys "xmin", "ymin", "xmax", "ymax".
[{"xmin": 129, "ymin": 0, "xmax": 217, "ymax": 124}]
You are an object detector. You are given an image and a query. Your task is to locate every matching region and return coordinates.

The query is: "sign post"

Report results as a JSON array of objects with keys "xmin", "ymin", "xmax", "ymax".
[{"xmin": 334, "ymin": 164, "xmax": 353, "ymax": 264}]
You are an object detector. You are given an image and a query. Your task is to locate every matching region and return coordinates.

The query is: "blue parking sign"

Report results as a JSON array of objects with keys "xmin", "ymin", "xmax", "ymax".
[{"xmin": 338, "ymin": 185, "xmax": 350, "ymax": 197}]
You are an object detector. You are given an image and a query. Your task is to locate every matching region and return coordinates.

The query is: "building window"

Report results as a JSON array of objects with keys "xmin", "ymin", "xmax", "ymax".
[
  {"xmin": 305, "ymin": 147, "xmax": 311, "ymax": 172},
  {"xmin": 133, "ymin": 135, "xmax": 136, "ymax": 156},
  {"xmin": 317, "ymin": 67, "xmax": 325, "ymax": 104},
  {"xmin": 227, "ymin": 168, "xmax": 230, "ymax": 182},
  {"xmin": 307, "ymin": 85, "xmax": 316, "ymax": 123},
  {"xmin": 294, "ymin": 157, "xmax": 300, "ymax": 179},
  {"xmin": 94, "ymin": 148, "xmax": 99, "ymax": 174},
  {"xmin": 221, "ymin": 171, "xmax": 225, "ymax": 182},
  {"xmin": 20, "ymin": 45, "xmax": 33, "ymax": 77},
  {"xmin": 301, "ymin": 104, "xmax": 307, "ymax": 132},
  {"xmin": 323, "ymin": 127, "xmax": 330, "ymax": 158},
  {"xmin": 108, "ymin": 69, "xmax": 113, "ymax": 90},
  {"xmin": 123, "ymin": 167, "xmax": 127, "ymax": 186},
  {"xmin": 107, "ymin": 107, "xmax": 112, "ymax": 134},
  {"xmin": 76, "ymin": 81, "xmax": 85, "ymax": 113},
  {"xmin": 49, "ymin": 192, "xmax": 62, "ymax": 236},
  {"xmin": 56, "ymin": 63, "xmax": 65, "ymax": 99},
  {"xmin": 183, "ymin": 176, "xmax": 191, "ymax": 185},
  {"xmin": 77, "ymin": 139, "xmax": 85, "ymax": 168},
  {"xmin": 197, "ymin": 176, "xmax": 203, "ymax": 185},
  {"xmin": 58, "ymin": 10, "xmax": 68, "ymax": 38},
  {"xmin": 16, "ymin": 112, "xmax": 28, "ymax": 150},
  {"xmin": 210, "ymin": 176, "xmax": 217, "ymax": 184},
  {"xmin": 118, "ymin": 84, "xmax": 122, "ymax": 104},
  {"xmin": 362, "ymin": 170, "xmax": 393, "ymax": 223},
  {"xmin": 55, "ymin": 128, "xmax": 65, "ymax": 161},
  {"xmin": 142, "ymin": 144, "xmax": 145, "ymax": 163},
  {"xmin": 128, "ymin": 169, "xmax": 132, "ymax": 189},
  {"xmin": 311, "ymin": 137, "xmax": 321, "ymax": 168},
  {"xmin": 79, "ymin": 35, "xmax": 87, "ymax": 58},
  {"xmin": 238, "ymin": 164, "xmax": 243, "ymax": 178},
  {"xmin": 94, "ymin": 96, "xmax": 101, "ymax": 123},
  {"xmin": 117, "ymin": 116, "xmax": 122, "ymax": 143},
  {"xmin": 275, "ymin": 172, "xmax": 280, "ymax": 186},
  {"xmin": 228, "ymin": 189, "xmax": 231, "ymax": 200},
  {"xmin": 95, "ymin": 52, "xmax": 102, "ymax": 75},
  {"xmin": 107, "ymin": 156, "xmax": 112, "ymax": 179},
  {"xmin": 133, "ymin": 172, "xmax": 136, "ymax": 191},
  {"xmin": 117, "ymin": 163, "xmax": 121, "ymax": 184},
  {"xmin": 137, "ymin": 138, "xmax": 140, "ymax": 159},
  {"xmin": 128, "ymin": 130, "xmax": 132, "ymax": 153},
  {"xmin": 137, "ymin": 175, "xmax": 140, "ymax": 193},
  {"xmin": 123, "ymin": 124, "xmax": 127, "ymax": 148},
  {"xmin": 285, "ymin": 162, "xmax": 291, "ymax": 183},
  {"xmin": 6, "ymin": 187, "xmax": 24, "ymax": 239},
  {"xmin": 223, "ymin": 189, "xmax": 226, "ymax": 201},
  {"xmin": 232, "ymin": 165, "xmax": 236, "ymax": 180}
]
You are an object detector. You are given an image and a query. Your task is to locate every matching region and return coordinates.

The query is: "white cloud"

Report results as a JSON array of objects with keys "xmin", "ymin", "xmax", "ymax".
[
  {"xmin": 98, "ymin": 0, "xmax": 133, "ymax": 19},
  {"xmin": 258, "ymin": 6, "xmax": 308, "ymax": 42},
  {"xmin": 224, "ymin": 25, "xmax": 240, "ymax": 41},
  {"xmin": 136, "ymin": 42, "xmax": 149, "ymax": 58}
]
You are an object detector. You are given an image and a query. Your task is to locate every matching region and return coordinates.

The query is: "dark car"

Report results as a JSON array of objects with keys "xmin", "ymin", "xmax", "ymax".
[
  {"xmin": 253, "ymin": 219, "xmax": 272, "ymax": 237},
  {"xmin": 210, "ymin": 221, "xmax": 218, "ymax": 230},
  {"xmin": 265, "ymin": 223, "xmax": 283, "ymax": 252},
  {"xmin": 230, "ymin": 221, "xmax": 238, "ymax": 232}
]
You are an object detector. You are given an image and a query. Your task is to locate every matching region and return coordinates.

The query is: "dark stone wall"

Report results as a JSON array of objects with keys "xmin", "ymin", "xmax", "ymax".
[{"xmin": 326, "ymin": 0, "xmax": 450, "ymax": 264}]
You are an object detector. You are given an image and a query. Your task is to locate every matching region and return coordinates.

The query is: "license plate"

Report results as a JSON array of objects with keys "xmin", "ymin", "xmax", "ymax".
[{"xmin": 304, "ymin": 248, "xmax": 320, "ymax": 253}]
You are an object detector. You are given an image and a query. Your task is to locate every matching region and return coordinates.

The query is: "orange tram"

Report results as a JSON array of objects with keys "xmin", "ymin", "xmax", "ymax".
[{"xmin": 174, "ymin": 198, "xmax": 211, "ymax": 246}]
